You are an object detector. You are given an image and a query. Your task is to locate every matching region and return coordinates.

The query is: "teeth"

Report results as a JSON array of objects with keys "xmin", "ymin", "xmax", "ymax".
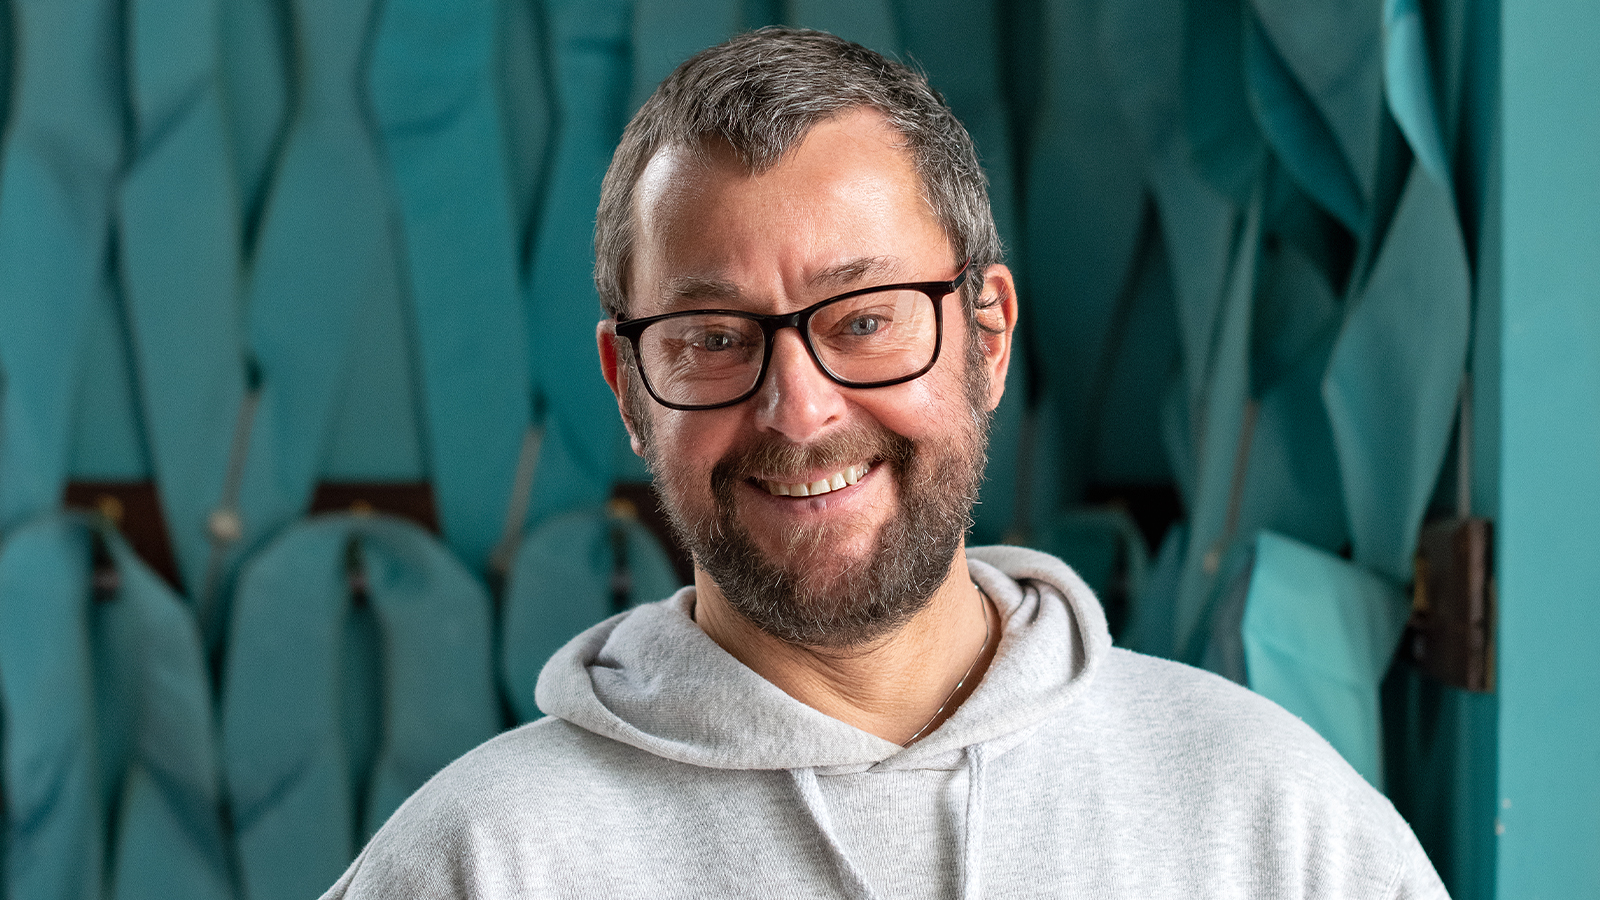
[{"xmin": 762, "ymin": 464, "xmax": 868, "ymax": 497}]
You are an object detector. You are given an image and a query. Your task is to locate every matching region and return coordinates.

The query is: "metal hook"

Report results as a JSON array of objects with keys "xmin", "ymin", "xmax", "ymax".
[
  {"xmin": 89, "ymin": 522, "xmax": 121, "ymax": 602},
  {"xmin": 345, "ymin": 536, "xmax": 369, "ymax": 609}
]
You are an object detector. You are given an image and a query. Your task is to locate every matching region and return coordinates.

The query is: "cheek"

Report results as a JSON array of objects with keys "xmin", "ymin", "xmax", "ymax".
[
  {"xmin": 649, "ymin": 412, "xmax": 734, "ymax": 479},
  {"xmin": 893, "ymin": 371, "xmax": 969, "ymax": 429}
]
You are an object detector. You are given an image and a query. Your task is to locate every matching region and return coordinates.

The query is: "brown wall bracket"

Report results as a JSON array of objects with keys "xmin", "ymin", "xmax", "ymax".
[
  {"xmin": 63, "ymin": 480, "xmax": 442, "ymax": 594},
  {"xmin": 1407, "ymin": 517, "xmax": 1496, "ymax": 693}
]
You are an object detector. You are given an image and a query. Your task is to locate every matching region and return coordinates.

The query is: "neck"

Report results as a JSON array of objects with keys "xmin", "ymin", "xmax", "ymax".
[{"xmin": 691, "ymin": 545, "xmax": 998, "ymax": 745}]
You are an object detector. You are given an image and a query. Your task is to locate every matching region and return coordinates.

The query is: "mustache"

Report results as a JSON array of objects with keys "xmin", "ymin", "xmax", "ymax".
[{"xmin": 710, "ymin": 423, "xmax": 915, "ymax": 497}]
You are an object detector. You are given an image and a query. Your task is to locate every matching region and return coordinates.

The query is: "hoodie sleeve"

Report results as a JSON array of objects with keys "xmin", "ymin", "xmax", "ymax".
[{"xmin": 317, "ymin": 782, "xmax": 501, "ymax": 900}]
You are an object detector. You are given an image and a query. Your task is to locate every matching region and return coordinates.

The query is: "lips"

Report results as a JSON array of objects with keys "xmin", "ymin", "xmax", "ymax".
[{"xmin": 758, "ymin": 463, "xmax": 870, "ymax": 497}]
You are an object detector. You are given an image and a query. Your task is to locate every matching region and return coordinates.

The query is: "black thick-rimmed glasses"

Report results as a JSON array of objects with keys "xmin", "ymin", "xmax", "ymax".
[{"xmin": 614, "ymin": 260, "xmax": 972, "ymax": 411}]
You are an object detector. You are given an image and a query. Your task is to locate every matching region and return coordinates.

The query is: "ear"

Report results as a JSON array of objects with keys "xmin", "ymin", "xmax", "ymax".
[
  {"xmin": 972, "ymin": 263, "xmax": 1018, "ymax": 412},
  {"xmin": 597, "ymin": 319, "xmax": 647, "ymax": 457}
]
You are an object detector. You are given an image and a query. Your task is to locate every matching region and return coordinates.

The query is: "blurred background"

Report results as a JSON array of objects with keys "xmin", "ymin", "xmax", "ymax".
[{"xmin": 0, "ymin": 0, "xmax": 1595, "ymax": 897}]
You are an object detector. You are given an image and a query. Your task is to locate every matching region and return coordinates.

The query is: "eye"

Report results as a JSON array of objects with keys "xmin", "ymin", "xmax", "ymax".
[
  {"xmin": 846, "ymin": 315, "xmax": 882, "ymax": 336},
  {"xmin": 698, "ymin": 330, "xmax": 742, "ymax": 352}
]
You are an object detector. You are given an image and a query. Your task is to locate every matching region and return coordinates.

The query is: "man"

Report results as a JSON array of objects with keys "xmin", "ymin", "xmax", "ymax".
[{"xmin": 325, "ymin": 28, "xmax": 1448, "ymax": 899}]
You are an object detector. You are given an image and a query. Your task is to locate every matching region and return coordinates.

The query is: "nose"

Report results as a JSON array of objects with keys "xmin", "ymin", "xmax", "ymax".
[{"xmin": 751, "ymin": 327, "xmax": 846, "ymax": 442}]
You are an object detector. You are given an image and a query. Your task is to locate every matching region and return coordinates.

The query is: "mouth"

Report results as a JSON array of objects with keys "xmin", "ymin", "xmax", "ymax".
[{"xmin": 756, "ymin": 463, "xmax": 871, "ymax": 498}]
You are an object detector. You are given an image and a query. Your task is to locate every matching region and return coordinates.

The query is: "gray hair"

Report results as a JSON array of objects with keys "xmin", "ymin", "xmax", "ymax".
[{"xmin": 593, "ymin": 27, "xmax": 1004, "ymax": 320}]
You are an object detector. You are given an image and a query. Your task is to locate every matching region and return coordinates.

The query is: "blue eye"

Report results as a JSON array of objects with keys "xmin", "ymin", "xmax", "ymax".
[{"xmin": 847, "ymin": 316, "xmax": 882, "ymax": 336}]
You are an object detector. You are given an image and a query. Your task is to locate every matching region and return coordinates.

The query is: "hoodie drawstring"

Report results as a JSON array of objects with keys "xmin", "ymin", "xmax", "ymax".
[
  {"xmin": 788, "ymin": 746, "xmax": 988, "ymax": 900},
  {"xmin": 961, "ymin": 744, "xmax": 987, "ymax": 900},
  {"xmin": 791, "ymin": 767, "xmax": 884, "ymax": 900}
]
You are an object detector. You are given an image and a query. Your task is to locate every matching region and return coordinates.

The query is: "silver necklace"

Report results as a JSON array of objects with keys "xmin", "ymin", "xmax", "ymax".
[{"xmin": 903, "ymin": 583, "xmax": 992, "ymax": 746}]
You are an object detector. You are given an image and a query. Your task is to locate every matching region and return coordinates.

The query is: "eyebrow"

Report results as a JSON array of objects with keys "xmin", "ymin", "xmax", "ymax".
[
  {"xmin": 654, "ymin": 256, "xmax": 903, "ymax": 312},
  {"xmin": 659, "ymin": 275, "xmax": 743, "ymax": 308},
  {"xmin": 807, "ymin": 256, "xmax": 899, "ymax": 291}
]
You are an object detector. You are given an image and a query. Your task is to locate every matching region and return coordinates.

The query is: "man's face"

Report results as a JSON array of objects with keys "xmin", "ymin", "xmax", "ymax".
[{"xmin": 599, "ymin": 108, "xmax": 1014, "ymax": 648}]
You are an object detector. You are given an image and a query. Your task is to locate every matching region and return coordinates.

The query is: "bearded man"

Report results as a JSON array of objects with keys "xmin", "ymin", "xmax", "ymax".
[{"xmin": 324, "ymin": 28, "xmax": 1448, "ymax": 900}]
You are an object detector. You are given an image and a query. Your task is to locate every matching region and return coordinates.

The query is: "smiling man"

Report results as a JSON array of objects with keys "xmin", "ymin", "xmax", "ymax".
[
  {"xmin": 324, "ymin": 28, "xmax": 1448, "ymax": 900},
  {"xmin": 602, "ymin": 102, "xmax": 1010, "ymax": 738}
]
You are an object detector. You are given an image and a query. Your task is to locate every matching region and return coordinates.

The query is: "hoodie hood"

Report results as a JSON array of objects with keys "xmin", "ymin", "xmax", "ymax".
[{"xmin": 535, "ymin": 545, "xmax": 1110, "ymax": 771}]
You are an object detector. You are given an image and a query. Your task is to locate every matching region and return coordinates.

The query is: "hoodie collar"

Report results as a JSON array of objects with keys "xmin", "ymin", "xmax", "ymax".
[{"xmin": 536, "ymin": 545, "xmax": 1111, "ymax": 770}]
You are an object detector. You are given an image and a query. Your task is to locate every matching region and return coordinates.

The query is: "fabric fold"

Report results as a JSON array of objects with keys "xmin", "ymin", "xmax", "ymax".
[{"xmin": 0, "ymin": 513, "xmax": 231, "ymax": 900}]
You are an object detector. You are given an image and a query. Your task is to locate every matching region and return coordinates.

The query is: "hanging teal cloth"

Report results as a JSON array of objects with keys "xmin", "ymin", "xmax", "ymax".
[
  {"xmin": 1083, "ymin": 215, "xmax": 1182, "ymax": 487},
  {"xmin": 317, "ymin": 270, "xmax": 426, "ymax": 483},
  {"xmin": 118, "ymin": 0, "xmax": 250, "ymax": 599},
  {"xmin": 1363, "ymin": 0, "xmax": 1472, "ymax": 586},
  {"xmin": 1155, "ymin": 0, "xmax": 1262, "ymax": 533},
  {"xmin": 1245, "ymin": 0, "xmax": 1383, "ymax": 235},
  {"xmin": 787, "ymin": 0, "xmax": 900, "ymax": 55},
  {"xmin": 1165, "ymin": 186, "xmax": 1262, "ymax": 664},
  {"xmin": 67, "ymin": 273, "xmax": 154, "ymax": 484},
  {"xmin": 1105, "ymin": 0, "xmax": 1246, "ymax": 430},
  {"xmin": 1018, "ymin": 211, "xmax": 1183, "ymax": 560},
  {"xmin": 1322, "ymin": 167, "xmax": 1469, "ymax": 584},
  {"xmin": 1241, "ymin": 11, "xmax": 1362, "ymax": 235},
  {"xmin": 501, "ymin": 505, "xmax": 682, "ymax": 721},
  {"xmin": 1150, "ymin": 153, "xmax": 1240, "ymax": 422},
  {"xmin": 1383, "ymin": 0, "xmax": 1452, "ymax": 184},
  {"xmin": 1176, "ymin": 230, "xmax": 1351, "ymax": 675},
  {"xmin": 369, "ymin": 0, "xmax": 533, "ymax": 574},
  {"xmin": 222, "ymin": 515, "xmax": 499, "ymax": 900},
  {"xmin": 1098, "ymin": 0, "xmax": 1182, "ymax": 158},
  {"xmin": 0, "ymin": 513, "xmax": 231, "ymax": 900},
  {"xmin": 219, "ymin": 0, "xmax": 291, "ymax": 231},
  {"xmin": 1182, "ymin": 0, "xmax": 1267, "ymax": 205},
  {"xmin": 1235, "ymin": 235, "xmax": 1349, "ymax": 553},
  {"xmin": 1124, "ymin": 520, "xmax": 1185, "ymax": 653},
  {"xmin": 1455, "ymin": 0, "xmax": 1496, "ymax": 244},
  {"xmin": 902, "ymin": 0, "xmax": 1015, "ymax": 247},
  {"xmin": 628, "ymin": 0, "xmax": 742, "ymax": 111},
  {"xmin": 523, "ymin": 0, "xmax": 634, "ymax": 526},
  {"xmin": 0, "ymin": 0, "xmax": 124, "ymax": 530},
  {"xmin": 214, "ymin": 0, "xmax": 397, "ymax": 634},
  {"xmin": 1241, "ymin": 530, "xmax": 1410, "ymax": 788},
  {"xmin": 1023, "ymin": 0, "xmax": 1147, "ymax": 505},
  {"xmin": 1195, "ymin": 536, "xmax": 1257, "ymax": 683},
  {"xmin": 498, "ymin": 0, "xmax": 556, "ymax": 258}
]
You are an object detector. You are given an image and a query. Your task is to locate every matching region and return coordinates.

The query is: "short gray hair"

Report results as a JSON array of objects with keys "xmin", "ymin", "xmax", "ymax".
[{"xmin": 593, "ymin": 27, "xmax": 1003, "ymax": 320}]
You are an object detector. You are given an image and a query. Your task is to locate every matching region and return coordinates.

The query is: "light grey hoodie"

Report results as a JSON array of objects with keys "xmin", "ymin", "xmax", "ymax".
[{"xmin": 322, "ymin": 546, "xmax": 1449, "ymax": 899}]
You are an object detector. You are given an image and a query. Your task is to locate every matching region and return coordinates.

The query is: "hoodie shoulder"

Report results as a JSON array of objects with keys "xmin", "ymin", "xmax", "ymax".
[
  {"xmin": 1085, "ymin": 647, "xmax": 1370, "ymax": 790},
  {"xmin": 323, "ymin": 718, "xmax": 704, "ymax": 899},
  {"xmin": 1052, "ymin": 648, "xmax": 1445, "ymax": 899}
]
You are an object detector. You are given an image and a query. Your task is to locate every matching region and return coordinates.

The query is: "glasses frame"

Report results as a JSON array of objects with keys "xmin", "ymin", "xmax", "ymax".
[{"xmin": 614, "ymin": 259, "xmax": 973, "ymax": 411}]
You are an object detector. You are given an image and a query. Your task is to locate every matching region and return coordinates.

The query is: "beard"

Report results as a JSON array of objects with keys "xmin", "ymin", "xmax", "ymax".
[{"xmin": 634, "ymin": 347, "xmax": 993, "ymax": 649}]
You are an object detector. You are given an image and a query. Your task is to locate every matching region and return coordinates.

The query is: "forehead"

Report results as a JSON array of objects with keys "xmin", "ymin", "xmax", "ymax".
[{"xmin": 627, "ymin": 108, "xmax": 950, "ymax": 314}]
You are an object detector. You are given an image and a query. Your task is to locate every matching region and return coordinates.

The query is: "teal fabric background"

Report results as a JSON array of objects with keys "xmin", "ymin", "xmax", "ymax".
[
  {"xmin": 0, "ymin": 0, "xmax": 1592, "ymax": 896},
  {"xmin": 0, "ymin": 514, "xmax": 230, "ymax": 900}
]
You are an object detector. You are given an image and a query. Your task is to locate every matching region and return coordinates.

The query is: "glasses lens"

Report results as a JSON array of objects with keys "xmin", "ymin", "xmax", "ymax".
[
  {"xmin": 636, "ymin": 314, "xmax": 765, "ymax": 407},
  {"xmin": 808, "ymin": 289, "xmax": 938, "ymax": 384}
]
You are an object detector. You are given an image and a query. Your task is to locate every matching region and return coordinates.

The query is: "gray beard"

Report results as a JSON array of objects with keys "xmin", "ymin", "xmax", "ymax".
[{"xmin": 645, "ymin": 406, "xmax": 989, "ymax": 649}]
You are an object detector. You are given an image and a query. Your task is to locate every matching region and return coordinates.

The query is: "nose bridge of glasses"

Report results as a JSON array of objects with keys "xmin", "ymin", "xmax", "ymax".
[
  {"xmin": 763, "ymin": 315, "xmax": 830, "ymax": 383},
  {"xmin": 750, "ymin": 317, "xmax": 849, "ymax": 437}
]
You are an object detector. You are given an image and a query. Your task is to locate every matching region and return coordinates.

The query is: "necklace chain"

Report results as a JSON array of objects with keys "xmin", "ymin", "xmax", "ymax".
[{"xmin": 902, "ymin": 582, "xmax": 992, "ymax": 746}]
